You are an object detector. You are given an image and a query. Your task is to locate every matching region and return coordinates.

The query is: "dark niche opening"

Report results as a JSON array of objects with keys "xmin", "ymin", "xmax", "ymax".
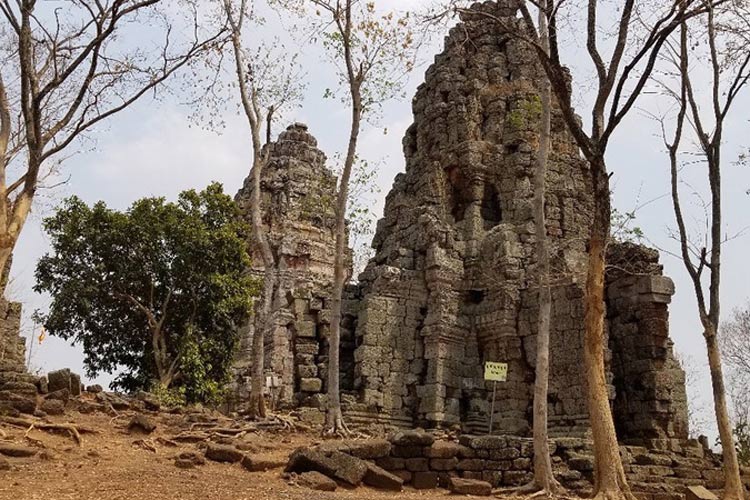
[
  {"xmin": 446, "ymin": 166, "xmax": 470, "ymax": 223},
  {"xmin": 467, "ymin": 289, "xmax": 486, "ymax": 304},
  {"xmin": 481, "ymin": 183, "xmax": 502, "ymax": 229}
]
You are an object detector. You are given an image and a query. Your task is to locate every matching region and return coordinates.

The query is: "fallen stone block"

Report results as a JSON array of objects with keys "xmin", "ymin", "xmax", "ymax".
[
  {"xmin": 364, "ymin": 462, "xmax": 404, "ymax": 491},
  {"xmin": 205, "ymin": 443, "xmax": 244, "ymax": 464},
  {"xmin": 285, "ymin": 447, "xmax": 368, "ymax": 486},
  {"xmin": 241, "ymin": 454, "xmax": 286, "ymax": 472},
  {"xmin": 327, "ymin": 450, "xmax": 368, "ymax": 485},
  {"xmin": 298, "ymin": 471, "xmax": 337, "ymax": 492},
  {"xmin": 448, "ymin": 477, "xmax": 492, "ymax": 496},
  {"xmin": 128, "ymin": 414, "xmax": 156, "ymax": 434},
  {"xmin": 0, "ymin": 443, "xmax": 38, "ymax": 458},
  {"xmin": 286, "ymin": 448, "xmax": 338, "ymax": 477},
  {"xmin": 47, "ymin": 369, "xmax": 71, "ymax": 393},
  {"xmin": 45, "ymin": 389, "xmax": 70, "ymax": 403},
  {"xmin": 40, "ymin": 399, "xmax": 65, "ymax": 416},
  {"xmin": 686, "ymin": 486, "xmax": 719, "ymax": 500}
]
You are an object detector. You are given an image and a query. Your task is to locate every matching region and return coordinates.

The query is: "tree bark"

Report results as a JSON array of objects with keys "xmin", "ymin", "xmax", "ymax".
[
  {"xmin": 248, "ymin": 267, "xmax": 274, "ymax": 418},
  {"xmin": 223, "ymin": 0, "xmax": 277, "ymax": 419},
  {"xmin": 584, "ymin": 161, "xmax": 634, "ymax": 500},
  {"xmin": 526, "ymin": 1, "xmax": 561, "ymax": 491},
  {"xmin": 704, "ymin": 322, "xmax": 744, "ymax": 500},
  {"xmin": 325, "ymin": 0, "xmax": 360, "ymax": 435},
  {"xmin": 326, "ymin": 89, "xmax": 361, "ymax": 433}
]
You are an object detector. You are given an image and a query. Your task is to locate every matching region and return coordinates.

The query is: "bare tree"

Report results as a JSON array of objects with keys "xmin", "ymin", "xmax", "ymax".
[
  {"xmin": 520, "ymin": 0, "xmax": 561, "ymax": 494},
  {"xmin": 0, "ymin": 0, "xmax": 224, "ymax": 293},
  {"xmin": 221, "ymin": 0, "xmax": 303, "ymax": 418},
  {"xmin": 277, "ymin": 0, "xmax": 416, "ymax": 434},
  {"xmin": 433, "ymin": 1, "xmax": 727, "ymax": 498},
  {"xmin": 661, "ymin": 2, "xmax": 750, "ymax": 496}
]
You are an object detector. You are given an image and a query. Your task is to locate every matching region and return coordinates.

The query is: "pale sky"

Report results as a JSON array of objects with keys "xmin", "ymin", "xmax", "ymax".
[{"xmin": 6, "ymin": 0, "xmax": 749, "ymax": 442}]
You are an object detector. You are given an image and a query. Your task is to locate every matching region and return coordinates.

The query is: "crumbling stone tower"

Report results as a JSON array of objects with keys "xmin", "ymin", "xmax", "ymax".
[
  {"xmin": 0, "ymin": 257, "xmax": 34, "ymax": 413},
  {"xmin": 233, "ymin": 123, "xmax": 352, "ymax": 410},
  {"xmin": 344, "ymin": 1, "xmax": 688, "ymax": 447}
]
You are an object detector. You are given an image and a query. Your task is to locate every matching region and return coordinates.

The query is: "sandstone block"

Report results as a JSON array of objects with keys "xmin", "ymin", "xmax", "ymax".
[
  {"xmin": 364, "ymin": 462, "xmax": 404, "ymax": 491},
  {"xmin": 413, "ymin": 471, "xmax": 439, "ymax": 489},
  {"xmin": 40, "ymin": 399, "xmax": 65, "ymax": 416},
  {"xmin": 128, "ymin": 414, "xmax": 156, "ymax": 434},
  {"xmin": 686, "ymin": 486, "xmax": 718, "ymax": 500},
  {"xmin": 390, "ymin": 429, "xmax": 435, "ymax": 447},
  {"xmin": 425, "ymin": 440, "xmax": 464, "ymax": 458},
  {"xmin": 47, "ymin": 369, "xmax": 71, "ymax": 393},
  {"xmin": 205, "ymin": 443, "xmax": 244, "ymax": 463},
  {"xmin": 405, "ymin": 457, "xmax": 429, "ymax": 472},
  {"xmin": 0, "ymin": 443, "xmax": 37, "ymax": 458},
  {"xmin": 241, "ymin": 454, "xmax": 286, "ymax": 472},
  {"xmin": 298, "ymin": 471, "xmax": 337, "ymax": 492},
  {"xmin": 430, "ymin": 457, "xmax": 459, "ymax": 471},
  {"xmin": 448, "ymin": 477, "xmax": 492, "ymax": 496},
  {"xmin": 70, "ymin": 373, "xmax": 82, "ymax": 396},
  {"xmin": 299, "ymin": 378, "xmax": 322, "ymax": 393}
]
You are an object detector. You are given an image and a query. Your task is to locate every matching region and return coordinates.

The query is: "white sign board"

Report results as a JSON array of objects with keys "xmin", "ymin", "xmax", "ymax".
[{"xmin": 484, "ymin": 362, "xmax": 508, "ymax": 382}]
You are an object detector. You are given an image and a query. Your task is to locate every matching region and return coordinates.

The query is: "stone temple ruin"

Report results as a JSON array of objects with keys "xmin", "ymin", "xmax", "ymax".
[
  {"xmin": 231, "ymin": 122, "xmax": 353, "ymax": 411},
  {"xmin": 233, "ymin": 0, "xmax": 688, "ymax": 449},
  {"xmin": 0, "ymin": 1, "xmax": 733, "ymax": 497}
]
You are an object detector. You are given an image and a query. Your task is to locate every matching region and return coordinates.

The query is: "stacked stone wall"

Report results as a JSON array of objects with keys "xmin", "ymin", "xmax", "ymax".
[
  {"xmin": 607, "ymin": 242, "xmax": 690, "ymax": 446},
  {"xmin": 323, "ymin": 431, "xmax": 744, "ymax": 500},
  {"xmin": 0, "ymin": 299, "xmax": 24, "ymax": 374}
]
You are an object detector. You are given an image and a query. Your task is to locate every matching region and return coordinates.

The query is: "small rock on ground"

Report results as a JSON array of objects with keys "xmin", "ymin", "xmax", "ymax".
[
  {"xmin": 204, "ymin": 443, "xmax": 244, "ymax": 464},
  {"xmin": 297, "ymin": 471, "xmax": 337, "ymax": 492},
  {"xmin": 0, "ymin": 443, "xmax": 38, "ymax": 458},
  {"xmin": 128, "ymin": 414, "xmax": 157, "ymax": 434},
  {"xmin": 241, "ymin": 454, "xmax": 286, "ymax": 472}
]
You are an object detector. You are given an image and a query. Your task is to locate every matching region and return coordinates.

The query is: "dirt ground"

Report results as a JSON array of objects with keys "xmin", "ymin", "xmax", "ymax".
[{"xmin": 0, "ymin": 406, "xmax": 473, "ymax": 500}]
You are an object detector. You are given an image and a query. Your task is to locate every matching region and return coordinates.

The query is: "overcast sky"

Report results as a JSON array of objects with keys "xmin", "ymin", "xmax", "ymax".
[{"xmin": 6, "ymin": 0, "xmax": 749, "ymax": 442}]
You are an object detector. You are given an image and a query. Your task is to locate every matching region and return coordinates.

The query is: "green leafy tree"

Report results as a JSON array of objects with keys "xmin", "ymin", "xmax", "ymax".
[{"xmin": 34, "ymin": 183, "xmax": 257, "ymax": 403}]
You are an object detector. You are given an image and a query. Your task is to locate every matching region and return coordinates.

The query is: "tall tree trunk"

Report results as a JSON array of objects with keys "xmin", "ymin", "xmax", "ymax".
[
  {"xmin": 224, "ymin": 0, "xmax": 276, "ymax": 419},
  {"xmin": 0, "ymin": 247, "xmax": 12, "ymax": 295},
  {"xmin": 0, "ymin": 190, "xmax": 33, "ymax": 296},
  {"xmin": 249, "ymin": 267, "xmax": 274, "ymax": 418},
  {"xmin": 526, "ymin": 1, "xmax": 561, "ymax": 490},
  {"xmin": 584, "ymin": 160, "xmax": 634, "ymax": 500},
  {"xmin": 247, "ymin": 150, "xmax": 274, "ymax": 420},
  {"xmin": 326, "ymin": 86, "xmax": 362, "ymax": 435},
  {"xmin": 704, "ymin": 322, "xmax": 744, "ymax": 500}
]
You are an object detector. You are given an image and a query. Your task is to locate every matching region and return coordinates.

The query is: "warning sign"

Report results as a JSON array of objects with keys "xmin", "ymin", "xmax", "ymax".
[{"xmin": 484, "ymin": 362, "xmax": 508, "ymax": 382}]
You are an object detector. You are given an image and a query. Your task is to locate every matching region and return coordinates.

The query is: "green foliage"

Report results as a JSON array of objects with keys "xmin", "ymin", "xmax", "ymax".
[
  {"xmin": 34, "ymin": 183, "xmax": 258, "ymax": 404},
  {"xmin": 149, "ymin": 384, "xmax": 187, "ymax": 408},
  {"xmin": 611, "ymin": 207, "xmax": 645, "ymax": 243},
  {"xmin": 733, "ymin": 420, "xmax": 750, "ymax": 466}
]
